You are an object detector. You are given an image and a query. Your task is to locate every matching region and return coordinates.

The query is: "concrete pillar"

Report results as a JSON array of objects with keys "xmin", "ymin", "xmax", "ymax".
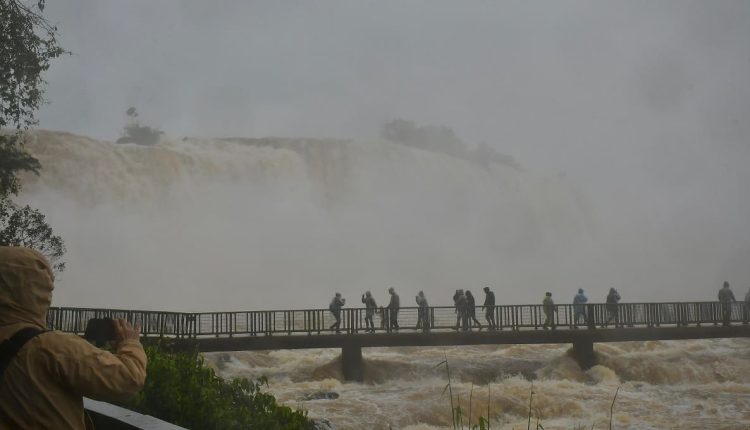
[
  {"xmin": 572, "ymin": 339, "xmax": 596, "ymax": 370},
  {"xmin": 341, "ymin": 346, "xmax": 364, "ymax": 382}
]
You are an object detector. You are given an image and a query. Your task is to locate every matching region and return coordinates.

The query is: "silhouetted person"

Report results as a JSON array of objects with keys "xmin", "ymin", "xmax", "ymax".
[
  {"xmin": 573, "ymin": 288, "xmax": 588, "ymax": 326},
  {"xmin": 452, "ymin": 289, "xmax": 463, "ymax": 330},
  {"xmin": 387, "ymin": 287, "xmax": 400, "ymax": 330},
  {"xmin": 415, "ymin": 291, "xmax": 429, "ymax": 332},
  {"xmin": 718, "ymin": 281, "xmax": 736, "ymax": 326},
  {"xmin": 483, "ymin": 286, "xmax": 496, "ymax": 330},
  {"xmin": 455, "ymin": 290, "xmax": 470, "ymax": 331},
  {"xmin": 465, "ymin": 290, "xmax": 482, "ymax": 330},
  {"xmin": 542, "ymin": 292, "xmax": 556, "ymax": 330},
  {"xmin": 605, "ymin": 288, "xmax": 621, "ymax": 326},
  {"xmin": 362, "ymin": 291, "xmax": 377, "ymax": 333},
  {"xmin": 329, "ymin": 293, "xmax": 345, "ymax": 333}
]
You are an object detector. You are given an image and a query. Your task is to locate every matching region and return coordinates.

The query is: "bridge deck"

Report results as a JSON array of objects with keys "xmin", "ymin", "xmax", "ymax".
[{"xmin": 184, "ymin": 325, "xmax": 750, "ymax": 352}]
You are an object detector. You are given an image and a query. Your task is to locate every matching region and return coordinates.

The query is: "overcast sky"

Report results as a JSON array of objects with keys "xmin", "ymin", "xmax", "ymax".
[{"xmin": 34, "ymin": 1, "xmax": 750, "ymax": 296}]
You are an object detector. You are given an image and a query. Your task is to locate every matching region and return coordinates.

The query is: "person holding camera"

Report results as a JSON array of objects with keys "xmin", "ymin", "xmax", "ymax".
[{"xmin": 0, "ymin": 246, "xmax": 147, "ymax": 429}]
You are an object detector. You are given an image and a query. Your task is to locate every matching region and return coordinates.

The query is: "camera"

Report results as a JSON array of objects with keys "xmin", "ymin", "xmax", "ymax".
[{"xmin": 84, "ymin": 318, "xmax": 116, "ymax": 346}]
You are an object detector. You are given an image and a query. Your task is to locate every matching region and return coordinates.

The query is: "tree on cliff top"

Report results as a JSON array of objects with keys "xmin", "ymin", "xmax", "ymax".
[
  {"xmin": 381, "ymin": 118, "xmax": 469, "ymax": 159},
  {"xmin": 115, "ymin": 106, "xmax": 163, "ymax": 146},
  {"xmin": 0, "ymin": 0, "xmax": 66, "ymax": 270}
]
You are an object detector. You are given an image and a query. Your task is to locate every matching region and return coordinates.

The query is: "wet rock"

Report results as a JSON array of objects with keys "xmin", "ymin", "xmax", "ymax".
[
  {"xmin": 300, "ymin": 391, "xmax": 340, "ymax": 401},
  {"xmin": 312, "ymin": 418, "xmax": 336, "ymax": 430}
]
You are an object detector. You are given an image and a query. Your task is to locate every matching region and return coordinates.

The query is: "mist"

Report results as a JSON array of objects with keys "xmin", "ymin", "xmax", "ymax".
[{"xmin": 25, "ymin": 1, "xmax": 750, "ymax": 310}]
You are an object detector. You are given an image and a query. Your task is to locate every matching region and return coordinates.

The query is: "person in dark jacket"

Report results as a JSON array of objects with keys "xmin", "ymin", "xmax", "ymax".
[
  {"xmin": 329, "ymin": 293, "xmax": 345, "ymax": 333},
  {"xmin": 415, "ymin": 291, "xmax": 429, "ymax": 332},
  {"xmin": 455, "ymin": 291, "xmax": 469, "ymax": 331},
  {"xmin": 387, "ymin": 287, "xmax": 400, "ymax": 330},
  {"xmin": 361, "ymin": 291, "xmax": 377, "ymax": 333},
  {"xmin": 718, "ymin": 281, "xmax": 736, "ymax": 326},
  {"xmin": 483, "ymin": 286, "xmax": 496, "ymax": 330},
  {"xmin": 452, "ymin": 289, "xmax": 463, "ymax": 330},
  {"xmin": 465, "ymin": 290, "xmax": 482, "ymax": 330},
  {"xmin": 542, "ymin": 292, "xmax": 556, "ymax": 330},
  {"xmin": 605, "ymin": 288, "xmax": 621, "ymax": 327}
]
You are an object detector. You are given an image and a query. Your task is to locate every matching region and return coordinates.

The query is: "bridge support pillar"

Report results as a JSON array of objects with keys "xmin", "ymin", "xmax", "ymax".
[
  {"xmin": 341, "ymin": 346, "xmax": 364, "ymax": 382},
  {"xmin": 572, "ymin": 340, "xmax": 596, "ymax": 370}
]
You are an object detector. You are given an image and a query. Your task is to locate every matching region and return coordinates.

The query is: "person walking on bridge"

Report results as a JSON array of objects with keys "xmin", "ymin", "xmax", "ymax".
[
  {"xmin": 542, "ymin": 292, "xmax": 556, "ymax": 330},
  {"xmin": 329, "ymin": 293, "xmax": 346, "ymax": 334},
  {"xmin": 465, "ymin": 290, "xmax": 482, "ymax": 330},
  {"xmin": 483, "ymin": 286, "xmax": 496, "ymax": 330},
  {"xmin": 387, "ymin": 287, "xmax": 400, "ymax": 330},
  {"xmin": 361, "ymin": 291, "xmax": 377, "ymax": 333},
  {"xmin": 573, "ymin": 288, "xmax": 588, "ymax": 326},
  {"xmin": 718, "ymin": 281, "xmax": 736, "ymax": 326},
  {"xmin": 605, "ymin": 288, "xmax": 621, "ymax": 327},
  {"xmin": 415, "ymin": 291, "xmax": 429, "ymax": 332},
  {"xmin": 455, "ymin": 290, "xmax": 470, "ymax": 331}
]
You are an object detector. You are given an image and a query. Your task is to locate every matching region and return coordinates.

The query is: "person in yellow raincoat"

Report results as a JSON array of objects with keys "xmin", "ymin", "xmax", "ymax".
[{"xmin": 0, "ymin": 246, "xmax": 147, "ymax": 429}]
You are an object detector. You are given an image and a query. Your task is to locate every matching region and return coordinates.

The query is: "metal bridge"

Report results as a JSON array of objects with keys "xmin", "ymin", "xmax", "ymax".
[{"xmin": 47, "ymin": 302, "xmax": 750, "ymax": 381}]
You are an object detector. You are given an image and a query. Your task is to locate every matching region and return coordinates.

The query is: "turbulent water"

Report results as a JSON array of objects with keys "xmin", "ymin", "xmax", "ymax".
[
  {"xmin": 204, "ymin": 339, "xmax": 750, "ymax": 430},
  {"xmin": 18, "ymin": 131, "xmax": 750, "ymax": 428}
]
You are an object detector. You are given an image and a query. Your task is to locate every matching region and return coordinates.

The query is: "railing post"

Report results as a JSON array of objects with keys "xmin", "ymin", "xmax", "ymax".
[{"xmin": 586, "ymin": 304, "xmax": 595, "ymax": 330}]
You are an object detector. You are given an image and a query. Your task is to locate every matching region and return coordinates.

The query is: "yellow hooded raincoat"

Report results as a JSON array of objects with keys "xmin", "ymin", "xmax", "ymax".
[{"xmin": 0, "ymin": 246, "xmax": 147, "ymax": 429}]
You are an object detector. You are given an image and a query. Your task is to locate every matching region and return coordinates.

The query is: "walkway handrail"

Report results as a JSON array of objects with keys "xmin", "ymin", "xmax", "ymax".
[{"xmin": 46, "ymin": 301, "xmax": 750, "ymax": 338}]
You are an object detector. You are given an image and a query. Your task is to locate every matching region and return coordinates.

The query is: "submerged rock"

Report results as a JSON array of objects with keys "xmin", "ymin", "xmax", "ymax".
[
  {"xmin": 311, "ymin": 418, "xmax": 336, "ymax": 430},
  {"xmin": 300, "ymin": 391, "xmax": 340, "ymax": 401}
]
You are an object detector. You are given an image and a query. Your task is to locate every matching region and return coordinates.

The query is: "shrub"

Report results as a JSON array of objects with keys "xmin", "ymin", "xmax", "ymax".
[{"xmin": 128, "ymin": 346, "xmax": 313, "ymax": 430}]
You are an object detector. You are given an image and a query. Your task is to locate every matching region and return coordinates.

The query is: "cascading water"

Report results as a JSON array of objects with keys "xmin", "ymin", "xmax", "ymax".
[
  {"xmin": 17, "ymin": 130, "xmax": 750, "ymax": 429},
  {"xmin": 18, "ymin": 130, "xmax": 593, "ymax": 310}
]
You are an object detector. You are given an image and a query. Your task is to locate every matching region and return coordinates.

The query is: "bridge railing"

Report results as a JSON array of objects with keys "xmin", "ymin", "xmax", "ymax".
[
  {"xmin": 46, "ymin": 307, "xmax": 196, "ymax": 338},
  {"xmin": 47, "ymin": 301, "xmax": 749, "ymax": 338}
]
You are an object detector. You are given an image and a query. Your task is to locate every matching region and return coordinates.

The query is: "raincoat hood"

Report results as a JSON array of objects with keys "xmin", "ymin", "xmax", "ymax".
[{"xmin": 0, "ymin": 246, "xmax": 54, "ymax": 328}]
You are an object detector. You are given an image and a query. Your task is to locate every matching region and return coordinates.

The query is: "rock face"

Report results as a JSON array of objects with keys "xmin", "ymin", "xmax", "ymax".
[{"xmin": 299, "ymin": 391, "xmax": 340, "ymax": 401}]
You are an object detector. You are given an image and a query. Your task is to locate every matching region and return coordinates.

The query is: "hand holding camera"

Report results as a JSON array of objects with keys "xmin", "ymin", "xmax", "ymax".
[
  {"xmin": 114, "ymin": 318, "xmax": 141, "ymax": 344},
  {"xmin": 84, "ymin": 318, "xmax": 141, "ymax": 347}
]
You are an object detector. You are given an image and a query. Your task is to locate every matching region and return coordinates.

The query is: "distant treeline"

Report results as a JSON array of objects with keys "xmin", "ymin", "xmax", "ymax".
[{"xmin": 380, "ymin": 118, "xmax": 522, "ymax": 171}]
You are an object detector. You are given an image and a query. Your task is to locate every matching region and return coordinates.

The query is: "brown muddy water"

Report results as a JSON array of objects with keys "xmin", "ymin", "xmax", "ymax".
[{"xmin": 205, "ymin": 339, "xmax": 750, "ymax": 429}]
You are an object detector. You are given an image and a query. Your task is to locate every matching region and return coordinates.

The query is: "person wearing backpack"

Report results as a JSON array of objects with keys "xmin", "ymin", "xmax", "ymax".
[{"xmin": 0, "ymin": 246, "xmax": 147, "ymax": 429}]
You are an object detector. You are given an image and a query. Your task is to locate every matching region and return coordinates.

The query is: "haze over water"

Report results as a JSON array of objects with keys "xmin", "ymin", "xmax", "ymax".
[{"xmin": 25, "ymin": 1, "xmax": 750, "ymax": 428}]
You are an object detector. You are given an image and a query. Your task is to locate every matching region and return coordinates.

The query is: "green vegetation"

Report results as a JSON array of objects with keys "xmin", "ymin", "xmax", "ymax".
[
  {"xmin": 0, "ymin": 203, "xmax": 66, "ymax": 271},
  {"xmin": 438, "ymin": 356, "xmax": 492, "ymax": 430},
  {"xmin": 115, "ymin": 106, "xmax": 163, "ymax": 146},
  {"xmin": 380, "ymin": 118, "xmax": 521, "ymax": 171},
  {"xmin": 128, "ymin": 346, "xmax": 314, "ymax": 430},
  {"xmin": 0, "ymin": 0, "xmax": 66, "ymax": 270}
]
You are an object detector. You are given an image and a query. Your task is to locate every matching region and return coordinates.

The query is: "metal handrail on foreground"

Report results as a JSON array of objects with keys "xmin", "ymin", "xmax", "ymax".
[{"xmin": 46, "ymin": 301, "xmax": 750, "ymax": 338}]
